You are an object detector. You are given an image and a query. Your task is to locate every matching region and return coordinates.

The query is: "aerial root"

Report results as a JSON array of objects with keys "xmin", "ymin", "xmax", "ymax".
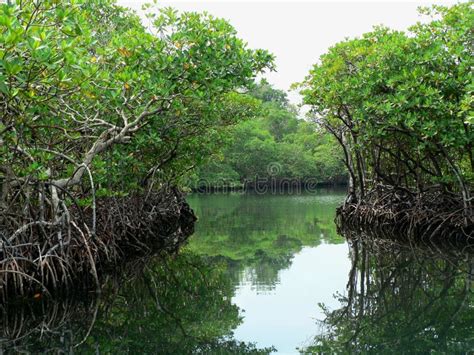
[
  {"xmin": 337, "ymin": 185, "xmax": 474, "ymax": 245},
  {"xmin": 0, "ymin": 187, "xmax": 196, "ymax": 300}
]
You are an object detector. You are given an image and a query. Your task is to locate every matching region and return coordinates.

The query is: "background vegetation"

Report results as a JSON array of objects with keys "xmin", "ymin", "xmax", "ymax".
[{"xmin": 189, "ymin": 80, "xmax": 347, "ymax": 190}]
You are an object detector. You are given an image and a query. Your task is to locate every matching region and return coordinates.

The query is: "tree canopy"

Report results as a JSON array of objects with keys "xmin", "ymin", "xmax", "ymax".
[
  {"xmin": 0, "ymin": 0, "xmax": 273, "ymax": 234},
  {"xmin": 300, "ymin": 2, "xmax": 473, "ymax": 219},
  {"xmin": 0, "ymin": 0, "xmax": 275, "ymax": 297}
]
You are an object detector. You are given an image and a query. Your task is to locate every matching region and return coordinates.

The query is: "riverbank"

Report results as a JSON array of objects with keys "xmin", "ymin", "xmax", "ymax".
[{"xmin": 0, "ymin": 187, "xmax": 196, "ymax": 300}]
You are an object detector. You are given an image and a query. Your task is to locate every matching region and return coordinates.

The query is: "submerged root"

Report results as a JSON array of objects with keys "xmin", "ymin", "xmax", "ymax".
[{"xmin": 0, "ymin": 187, "xmax": 196, "ymax": 300}]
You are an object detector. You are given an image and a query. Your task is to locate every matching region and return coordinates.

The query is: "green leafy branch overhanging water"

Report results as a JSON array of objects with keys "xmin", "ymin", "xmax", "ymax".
[{"xmin": 0, "ymin": 0, "xmax": 274, "ymax": 296}]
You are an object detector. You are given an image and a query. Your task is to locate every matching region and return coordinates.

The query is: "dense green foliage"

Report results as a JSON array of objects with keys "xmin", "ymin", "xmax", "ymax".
[
  {"xmin": 300, "ymin": 3, "xmax": 473, "ymax": 216},
  {"xmin": 0, "ymin": 0, "xmax": 272, "ymax": 233},
  {"xmin": 189, "ymin": 80, "xmax": 346, "ymax": 190}
]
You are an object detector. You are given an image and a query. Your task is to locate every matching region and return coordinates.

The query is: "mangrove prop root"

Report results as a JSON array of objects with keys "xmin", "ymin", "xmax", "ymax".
[
  {"xmin": 336, "ymin": 185, "xmax": 474, "ymax": 245},
  {"xmin": 0, "ymin": 187, "xmax": 196, "ymax": 300}
]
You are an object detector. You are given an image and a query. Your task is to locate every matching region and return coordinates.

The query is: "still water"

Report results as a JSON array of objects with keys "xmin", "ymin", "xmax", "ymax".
[
  {"xmin": 1, "ymin": 190, "xmax": 473, "ymax": 354},
  {"xmin": 186, "ymin": 191, "xmax": 350, "ymax": 353}
]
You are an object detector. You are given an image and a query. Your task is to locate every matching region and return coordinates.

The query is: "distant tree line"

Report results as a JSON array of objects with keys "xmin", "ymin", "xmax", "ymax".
[{"xmin": 189, "ymin": 80, "xmax": 347, "ymax": 190}]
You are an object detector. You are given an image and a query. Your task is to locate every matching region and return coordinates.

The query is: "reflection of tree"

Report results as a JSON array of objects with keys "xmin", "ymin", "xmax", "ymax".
[
  {"xmin": 0, "ymin": 297, "xmax": 99, "ymax": 353},
  {"xmin": 304, "ymin": 235, "xmax": 474, "ymax": 354},
  {"xmin": 187, "ymin": 193, "xmax": 345, "ymax": 290},
  {"xmin": 0, "ymin": 252, "xmax": 273, "ymax": 354}
]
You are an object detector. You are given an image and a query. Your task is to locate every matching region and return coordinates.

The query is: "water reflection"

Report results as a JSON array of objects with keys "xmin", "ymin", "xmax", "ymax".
[
  {"xmin": 3, "ymin": 191, "xmax": 469, "ymax": 354},
  {"xmin": 187, "ymin": 191, "xmax": 346, "ymax": 292},
  {"xmin": 187, "ymin": 191, "xmax": 350, "ymax": 352},
  {"xmin": 304, "ymin": 234, "xmax": 474, "ymax": 354},
  {"xmin": 0, "ymin": 252, "xmax": 273, "ymax": 354}
]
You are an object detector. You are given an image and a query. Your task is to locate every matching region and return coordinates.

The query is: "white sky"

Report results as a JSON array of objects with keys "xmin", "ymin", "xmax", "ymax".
[{"xmin": 117, "ymin": 0, "xmax": 458, "ymax": 104}]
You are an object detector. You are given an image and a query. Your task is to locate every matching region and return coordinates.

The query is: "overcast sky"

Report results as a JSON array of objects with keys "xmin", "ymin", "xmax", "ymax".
[{"xmin": 117, "ymin": 0, "xmax": 458, "ymax": 104}]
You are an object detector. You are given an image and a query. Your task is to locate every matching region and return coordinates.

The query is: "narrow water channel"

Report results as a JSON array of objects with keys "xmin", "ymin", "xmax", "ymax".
[
  {"xmin": 186, "ymin": 191, "xmax": 350, "ymax": 353},
  {"xmin": 1, "ymin": 190, "xmax": 473, "ymax": 354}
]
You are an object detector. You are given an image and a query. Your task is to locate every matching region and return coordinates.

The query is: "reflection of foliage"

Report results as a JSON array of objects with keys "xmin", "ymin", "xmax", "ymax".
[
  {"xmin": 187, "ymin": 193, "xmax": 345, "ymax": 290},
  {"xmin": 303, "ymin": 236, "xmax": 474, "ymax": 354},
  {"xmin": 0, "ymin": 252, "xmax": 273, "ymax": 354}
]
